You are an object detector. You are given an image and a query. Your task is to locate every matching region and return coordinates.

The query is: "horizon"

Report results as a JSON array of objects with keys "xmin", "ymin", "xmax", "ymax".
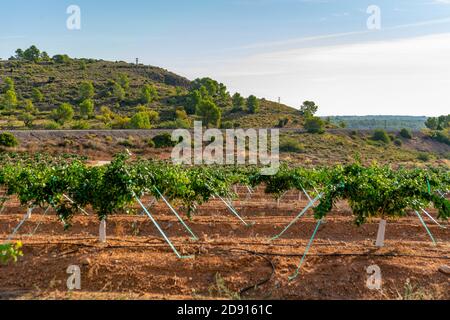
[{"xmin": 1, "ymin": 0, "xmax": 450, "ymax": 116}]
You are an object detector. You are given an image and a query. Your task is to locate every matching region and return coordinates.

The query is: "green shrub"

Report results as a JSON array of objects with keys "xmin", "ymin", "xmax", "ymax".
[
  {"xmin": 51, "ymin": 103, "xmax": 74, "ymax": 124},
  {"xmin": 129, "ymin": 112, "xmax": 152, "ymax": 129},
  {"xmin": 118, "ymin": 138, "xmax": 135, "ymax": 148},
  {"xmin": 147, "ymin": 139, "xmax": 156, "ymax": 148},
  {"xmin": 417, "ymin": 152, "xmax": 430, "ymax": 162},
  {"xmin": 221, "ymin": 121, "xmax": 234, "ymax": 129},
  {"xmin": 0, "ymin": 132, "xmax": 19, "ymax": 147},
  {"xmin": 394, "ymin": 139, "xmax": 403, "ymax": 147},
  {"xmin": 399, "ymin": 128, "xmax": 412, "ymax": 139},
  {"xmin": 429, "ymin": 130, "xmax": 450, "ymax": 146},
  {"xmin": 280, "ymin": 137, "xmax": 304, "ymax": 153},
  {"xmin": 372, "ymin": 129, "xmax": 391, "ymax": 144},
  {"xmin": 71, "ymin": 120, "xmax": 91, "ymax": 130},
  {"xmin": 44, "ymin": 121, "xmax": 61, "ymax": 130},
  {"xmin": 304, "ymin": 117, "xmax": 325, "ymax": 134},
  {"xmin": 152, "ymin": 133, "xmax": 176, "ymax": 148}
]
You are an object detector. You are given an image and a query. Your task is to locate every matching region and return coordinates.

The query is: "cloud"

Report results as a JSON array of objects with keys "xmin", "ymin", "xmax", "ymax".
[{"xmin": 181, "ymin": 33, "xmax": 450, "ymax": 116}]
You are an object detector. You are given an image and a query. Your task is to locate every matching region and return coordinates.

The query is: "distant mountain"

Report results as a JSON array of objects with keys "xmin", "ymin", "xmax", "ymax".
[{"xmin": 328, "ymin": 115, "xmax": 427, "ymax": 131}]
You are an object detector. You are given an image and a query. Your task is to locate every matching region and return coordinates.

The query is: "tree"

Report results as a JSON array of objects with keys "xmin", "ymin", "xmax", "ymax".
[
  {"xmin": 304, "ymin": 117, "xmax": 325, "ymax": 134},
  {"xmin": 118, "ymin": 73, "xmax": 130, "ymax": 91},
  {"xmin": 185, "ymin": 89, "xmax": 202, "ymax": 114},
  {"xmin": 300, "ymin": 101, "xmax": 319, "ymax": 118},
  {"xmin": 40, "ymin": 51, "xmax": 50, "ymax": 61},
  {"xmin": 231, "ymin": 93, "xmax": 245, "ymax": 112},
  {"xmin": 20, "ymin": 113, "xmax": 34, "ymax": 128},
  {"xmin": 23, "ymin": 99, "xmax": 36, "ymax": 114},
  {"xmin": 246, "ymin": 95, "xmax": 259, "ymax": 114},
  {"xmin": 15, "ymin": 49, "xmax": 24, "ymax": 60},
  {"xmin": 130, "ymin": 112, "xmax": 152, "ymax": 129},
  {"xmin": 52, "ymin": 54, "xmax": 71, "ymax": 64},
  {"xmin": 425, "ymin": 115, "xmax": 449, "ymax": 131},
  {"xmin": 196, "ymin": 100, "xmax": 221, "ymax": 128},
  {"xmin": 112, "ymin": 81, "xmax": 125, "ymax": 101},
  {"xmin": 79, "ymin": 81, "xmax": 95, "ymax": 101},
  {"xmin": 140, "ymin": 84, "xmax": 158, "ymax": 104},
  {"xmin": 98, "ymin": 106, "xmax": 113, "ymax": 125},
  {"xmin": 3, "ymin": 77, "xmax": 15, "ymax": 92},
  {"xmin": 52, "ymin": 103, "xmax": 74, "ymax": 124},
  {"xmin": 32, "ymin": 88, "xmax": 44, "ymax": 103},
  {"xmin": 80, "ymin": 99, "xmax": 94, "ymax": 119},
  {"xmin": 191, "ymin": 78, "xmax": 230, "ymax": 107},
  {"xmin": 1, "ymin": 90, "xmax": 17, "ymax": 111},
  {"xmin": 23, "ymin": 45, "xmax": 41, "ymax": 62},
  {"xmin": 437, "ymin": 115, "xmax": 449, "ymax": 130},
  {"xmin": 175, "ymin": 109, "xmax": 191, "ymax": 128},
  {"xmin": 425, "ymin": 117, "xmax": 438, "ymax": 130}
]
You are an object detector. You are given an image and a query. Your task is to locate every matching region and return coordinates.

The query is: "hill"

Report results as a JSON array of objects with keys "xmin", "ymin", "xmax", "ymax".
[{"xmin": 0, "ymin": 48, "xmax": 303, "ymax": 130}]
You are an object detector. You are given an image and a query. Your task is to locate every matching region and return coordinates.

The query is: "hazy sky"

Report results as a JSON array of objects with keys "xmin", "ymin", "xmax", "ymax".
[{"xmin": 1, "ymin": 0, "xmax": 450, "ymax": 116}]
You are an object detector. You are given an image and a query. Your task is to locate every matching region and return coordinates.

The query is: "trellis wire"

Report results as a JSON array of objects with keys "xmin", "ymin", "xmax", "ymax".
[
  {"xmin": 153, "ymin": 187, "xmax": 198, "ymax": 241},
  {"xmin": 7, "ymin": 207, "xmax": 34, "ymax": 241},
  {"xmin": 414, "ymin": 210, "xmax": 437, "ymax": 245},
  {"xmin": 271, "ymin": 192, "xmax": 323, "ymax": 241},
  {"xmin": 215, "ymin": 194, "xmax": 250, "ymax": 227},
  {"xmin": 63, "ymin": 194, "xmax": 89, "ymax": 216},
  {"xmin": 421, "ymin": 208, "xmax": 447, "ymax": 229},
  {"xmin": 27, "ymin": 206, "xmax": 51, "ymax": 237},
  {"xmin": 289, "ymin": 219, "xmax": 323, "ymax": 281},
  {"xmin": 135, "ymin": 194, "xmax": 194, "ymax": 259}
]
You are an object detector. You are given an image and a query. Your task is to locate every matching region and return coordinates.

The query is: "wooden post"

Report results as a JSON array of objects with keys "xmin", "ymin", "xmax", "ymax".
[
  {"xmin": 26, "ymin": 207, "xmax": 33, "ymax": 219},
  {"xmin": 375, "ymin": 219, "xmax": 387, "ymax": 248},
  {"xmin": 99, "ymin": 219, "xmax": 106, "ymax": 243}
]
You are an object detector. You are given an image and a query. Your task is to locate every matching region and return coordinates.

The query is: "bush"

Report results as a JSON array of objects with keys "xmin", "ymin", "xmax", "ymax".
[
  {"xmin": 152, "ymin": 133, "xmax": 176, "ymax": 148},
  {"xmin": 399, "ymin": 128, "xmax": 412, "ymax": 139},
  {"xmin": 147, "ymin": 139, "xmax": 156, "ymax": 148},
  {"xmin": 0, "ymin": 132, "xmax": 19, "ymax": 147},
  {"xmin": 372, "ymin": 129, "xmax": 391, "ymax": 144},
  {"xmin": 280, "ymin": 137, "xmax": 304, "ymax": 153},
  {"xmin": 429, "ymin": 130, "xmax": 450, "ymax": 146},
  {"xmin": 304, "ymin": 117, "xmax": 325, "ymax": 134},
  {"xmin": 79, "ymin": 99, "xmax": 94, "ymax": 119},
  {"xmin": 417, "ymin": 152, "xmax": 430, "ymax": 162},
  {"xmin": 129, "ymin": 112, "xmax": 152, "ymax": 129},
  {"xmin": 221, "ymin": 121, "xmax": 234, "ymax": 129},
  {"xmin": 51, "ymin": 103, "xmax": 74, "ymax": 124},
  {"xmin": 71, "ymin": 121, "xmax": 91, "ymax": 130},
  {"xmin": 44, "ymin": 121, "xmax": 61, "ymax": 130},
  {"xmin": 118, "ymin": 137, "xmax": 135, "ymax": 148},
  {"xmin": 394, "ymin": 139, "xmax": 403, "ymax": 147}
]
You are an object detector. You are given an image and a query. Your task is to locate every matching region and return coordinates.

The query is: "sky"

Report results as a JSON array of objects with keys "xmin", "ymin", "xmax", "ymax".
[{"xmin": 1, "ymin": 0, "xmax": 450, "ymax": 116}]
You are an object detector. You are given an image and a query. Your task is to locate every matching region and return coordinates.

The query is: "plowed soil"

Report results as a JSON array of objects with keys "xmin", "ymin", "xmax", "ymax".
[{"xmin": 1, "ymin": 188, "xmax": 449, "ymax": 300}]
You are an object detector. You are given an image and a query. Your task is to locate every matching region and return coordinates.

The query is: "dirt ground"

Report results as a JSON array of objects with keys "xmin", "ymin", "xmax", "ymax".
[{"xmin": 0, "ymin": 188, "xmax": 449, "ymax": 300}]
